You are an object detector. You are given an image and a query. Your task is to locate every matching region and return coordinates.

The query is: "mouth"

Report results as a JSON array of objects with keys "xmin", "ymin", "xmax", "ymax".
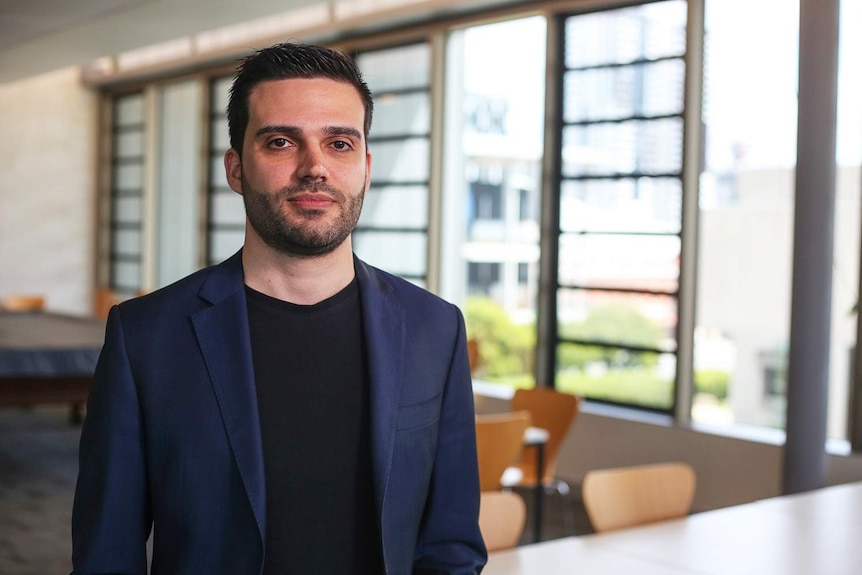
[{"xmin": 287, "ymin": 192, "xmax": 336, "ymax": 209}]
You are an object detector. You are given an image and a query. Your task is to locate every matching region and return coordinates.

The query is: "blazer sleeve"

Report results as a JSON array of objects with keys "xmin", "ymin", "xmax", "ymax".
[
  {"xmin": 412, "ymin": 306, "xmax": 488, "ymax": 574},
  {"xmin": 71, "ymin": 305, "xmax": 151, "ymax": 574}
]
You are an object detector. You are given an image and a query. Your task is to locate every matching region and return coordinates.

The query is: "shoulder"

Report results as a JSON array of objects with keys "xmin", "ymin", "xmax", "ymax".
[
  {"xmin": 117, "ymin": 252, "xmax": 243, "ymax": 325},
  {"xmin": 355, "ymin": 258, "xmax": 464, "ymax": 326}
]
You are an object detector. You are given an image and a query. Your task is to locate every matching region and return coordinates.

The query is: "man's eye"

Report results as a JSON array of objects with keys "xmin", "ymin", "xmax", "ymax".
[
  {"xmin": 269, "ymin": 138, "xmax": 289, "ymax": 148},
  {"xmin": 331, "ymin": 140, "xmax": 352, "ymax": 151}
]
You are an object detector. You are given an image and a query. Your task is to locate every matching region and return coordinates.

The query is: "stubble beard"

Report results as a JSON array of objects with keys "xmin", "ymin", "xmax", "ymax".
[{"xmin": 241, "ymin": 174, "xmax": 365, "ymax": 258}]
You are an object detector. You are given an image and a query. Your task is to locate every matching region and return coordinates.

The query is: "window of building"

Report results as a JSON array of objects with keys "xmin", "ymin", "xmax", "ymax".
[
  {"xmin": 554, "ymin": 0, "xmax": 687, "ymax": 411},
  {"xmin": 693, "ymin": 0, "xmax": 799, "ymax": 429},
  {"xmin": 441, "ymin": 15, "xmax": 546, "ymax": 388},
  {"xmin": 832, "ymin": 0, "xmax": 862, "ymax": 445},
  {"xmin": 107, "ymin": 92, "xmax": 146, "ymax": 296},
  {"xmin": 207, "ymin": 75, "xmax": 245, "ymax": 266},
  {"xmin": 354, "ymin": 43, "xmax": 432, "ymax": 286}
]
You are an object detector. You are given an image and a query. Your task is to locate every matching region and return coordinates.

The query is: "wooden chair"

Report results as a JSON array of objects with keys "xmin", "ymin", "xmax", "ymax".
[
  {"xmin": 478, "ymin": 490, "xmax": 527, "ymax": 552},
  {"xmin": 507, "ymin": 388, "xmax": 581, "ymax": 488},
  {"xmin": 582, "ymin": 462, "xmax": 697, "ymax": 533},
  {"xmin": 475, "ymin": 411, "xmax": 531, "ymax": 492},
  {"xmin": 93, "ymin": 288, "xmax": 121, "ymax": 319},
  {"xmin": 1, "ymin": 295, "xmax": 46, "ymax": 311},
  {"xmin": 467, "ymin": 338, "xmax": 480, "ymax": 375}
]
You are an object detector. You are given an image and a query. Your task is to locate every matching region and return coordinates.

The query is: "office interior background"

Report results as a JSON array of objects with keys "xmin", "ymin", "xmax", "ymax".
[{"xmin": 2, "ymin": 0, "xmax": 862, "ymax": 511}]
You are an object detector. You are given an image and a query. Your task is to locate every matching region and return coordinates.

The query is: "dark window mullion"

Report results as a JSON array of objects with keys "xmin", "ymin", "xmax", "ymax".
[
  {"xmin": 556, "ymin": 336, "xmax": 675, "ymax": 356},
  {"xmin": 556, "ymin": 284, "xmax": 679, "ymax": 298},
  {"xmin": 354, "ymin": 226, "xmax": 428, "ymax": 234},
  {"xmin": 563, "ymin": 112, "xmax": 683, "ymax": 127},
  {"xmin": 565, "ymin": 54, "xmax": 684, "ymax": 73}
]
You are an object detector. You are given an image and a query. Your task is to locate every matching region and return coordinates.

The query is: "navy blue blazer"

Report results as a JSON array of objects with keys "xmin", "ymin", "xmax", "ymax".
[{"xmin": 72, "ymin": 251, "xmax": 486, "ymax": 575}]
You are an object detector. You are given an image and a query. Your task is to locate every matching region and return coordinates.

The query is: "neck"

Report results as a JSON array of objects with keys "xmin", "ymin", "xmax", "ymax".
[{"xmin": 242, "ymin": 233, "xmax": 355, "ymax": 305}]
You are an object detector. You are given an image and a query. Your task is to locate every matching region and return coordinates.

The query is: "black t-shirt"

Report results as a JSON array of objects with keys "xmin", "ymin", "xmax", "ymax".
[{"xmin": 246, "ymin": 279, "xmax": 383, "ymax": 575}]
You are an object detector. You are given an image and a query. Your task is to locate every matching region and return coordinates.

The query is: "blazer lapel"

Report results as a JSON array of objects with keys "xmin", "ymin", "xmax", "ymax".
[
  {"xmin": 355, "ymin": 258, "xmax": 406, "ymax": 518},
  {"xmin": 191, "ymin": 252, "xmax": 266, "ymax": 543}
]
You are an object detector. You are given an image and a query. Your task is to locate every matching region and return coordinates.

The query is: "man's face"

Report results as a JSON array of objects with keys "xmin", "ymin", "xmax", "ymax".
[{"xmin": 224, "ymin": 78, "xmax": 371, "ymax": 257}]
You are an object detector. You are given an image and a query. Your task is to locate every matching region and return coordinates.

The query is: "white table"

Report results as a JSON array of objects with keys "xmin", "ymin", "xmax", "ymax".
[{"xmin": 485, "ymin": 481, "xmax": 862, "ymax": 575}]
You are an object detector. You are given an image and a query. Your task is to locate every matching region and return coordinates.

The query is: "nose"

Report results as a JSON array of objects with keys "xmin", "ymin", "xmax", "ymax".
[{"xmin": 296, "ymin": 146, "xmax": 328, "ymax": 181}]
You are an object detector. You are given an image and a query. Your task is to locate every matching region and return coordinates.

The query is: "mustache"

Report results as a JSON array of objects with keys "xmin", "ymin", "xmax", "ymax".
[{"xmin": 280, "ymin": 182, "xmax": 345, "ymax": 200}]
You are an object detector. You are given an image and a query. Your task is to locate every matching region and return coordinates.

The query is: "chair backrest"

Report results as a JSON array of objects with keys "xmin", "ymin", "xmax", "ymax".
[
  {"xmin": 467, "ymin": 338, "xmax": 480, "ymax": 374},
  {"xmin": 93, "ymin": 288, "xmax": 121, "ymax": 319},
  {"xmin": 1, "ymin": 295, "xmax": 46, "ymax": 312},
  {"xmin": 510, "ymin": 388, "xmax": 580, "ymax": 484},
  {"xmin": 479, "ymin": 490, "xmax": 526, "ymax": 552},
  {"xmin": 582, "ymin": 462, "xmax": 696, "ymax": 533},
  {"xmin": 475, "ymin": 411, "xmax": 531, "ymax": 492}
]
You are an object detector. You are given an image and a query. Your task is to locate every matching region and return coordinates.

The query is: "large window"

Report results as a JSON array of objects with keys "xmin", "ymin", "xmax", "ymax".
[
  {"xmin": 92, "ymin": 0, "xmax": 862, "ymax": 444},
  {"xmin": 107, "ymin": 92, "xmax": 146, "ymax": 296},
  {"xmin": 354, "ymin": 43, "xmax": 432, "ymax": 285},
  {"xmin": 555, "ymin": 1, "xmax": 687, "ymax": 411},
  {"xmin": 693, "ymin": 0, "xmax": 799, "ymax": 430},
  {"xmin": 441, "ymin": 16, "xmax": 547, "ymax": 388},
  {"xmin": 207, "ymin": 76, "xmax": 245, "ymax": 265},
  {"xmin": 833, "ymin": 0, "xmax": 862, "ymax": 444}
]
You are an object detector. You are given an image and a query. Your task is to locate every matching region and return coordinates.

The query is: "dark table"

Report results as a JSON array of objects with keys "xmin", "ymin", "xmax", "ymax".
[{"xmin": 0, "ymin": 311, "xmax": 105, "ymax": 423}]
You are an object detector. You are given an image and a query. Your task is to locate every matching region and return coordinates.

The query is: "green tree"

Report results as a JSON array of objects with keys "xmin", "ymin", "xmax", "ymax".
[
  {"xmin": 558, "ymin": 304, "xmax": 664, "ymax": 369},
  {"xmin": 464, "ymin": 297, "xmax": 534, "ymax": 379}
]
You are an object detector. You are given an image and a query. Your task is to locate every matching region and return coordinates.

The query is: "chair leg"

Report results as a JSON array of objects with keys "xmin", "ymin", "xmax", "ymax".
[{"xmin": 544, "ymin": 479, "xmax": 576, "ymax": 535}]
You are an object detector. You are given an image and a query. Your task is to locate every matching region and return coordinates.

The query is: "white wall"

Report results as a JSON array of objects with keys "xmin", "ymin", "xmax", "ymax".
[{"xmin": 0, "ymin": 67, "xmax": 98, "ymax": 315}]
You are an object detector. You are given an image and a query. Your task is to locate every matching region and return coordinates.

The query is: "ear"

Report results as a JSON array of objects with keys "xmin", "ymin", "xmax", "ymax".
[
  {"xmin": 364, "ymin": 150, "xmax": 372, "ymax": 192},
  {"xmin": 224, "ymin": 148, "xmax": 243, "ymax": 194}
]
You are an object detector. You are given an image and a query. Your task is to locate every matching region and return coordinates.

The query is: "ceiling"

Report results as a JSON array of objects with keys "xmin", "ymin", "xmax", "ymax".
[{"xmin": 0, "ymin": 0, "xmax": 324, "ymax": 84}]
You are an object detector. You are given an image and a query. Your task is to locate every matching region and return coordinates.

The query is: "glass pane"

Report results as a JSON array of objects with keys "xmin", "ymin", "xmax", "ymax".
[
  {"xmin": 372, "ymin": 92, "xmax": 430, "ymax": 137},
  {"xmin": 693, "ymin": 0, "xmax": 799, "ymax": 430},
  {"xmin": 564, "ymin": 1, "xmax": 687, "ymax": 68},
  {"xmin": 211, "ymin": 117, "xmax": 230, "ymax": 152},
  {"xmin": 111, "ymin": 229, "xmax": 141, "ymax": 256},
  {"xmin": 210, "ymin": 192, "xmax": 245, "ymax": 225},
  {"xmin": 355, "ymin": 43, "xmax": 431, "ymax": 281},
  {"xmin": 556, "ymin": 342, "xmax": 674, "ymax": 410},
  {"xmin": 564, "ymin": 59, "xmax": 685, "ymax": 122},
  {"xmin": 211, "ymin": 76, "xmax": 232, "ymax": 113},
  {"xmin": 562, "ymin": 118, "xmax": 683, "ymax": 177},
  {"xmin": 357, "ymin": 43, "xmax": 430, "ymax": 92},
  {"xmin": 115, "ymin": 94, "xmax": 144, "ymax": 125},
  {"xmin": 115, "ymin": 130, "xmax": 143, "ymax": 158},
  {"xmin": 829, "ymin": 0, "xmax": 862, "ymax": 443},
  {"xmin": 114, "ymin": 164, "xmax": 143, "ymax": 191},
  {"xmin": 561, "ymin": 177, "xmax": 682, "ymax": 234},
  {"xmin": 558, "ymin": 288, "xmax": 678, "ymax": 352},
  {"xmin": 209, "ymin": 230, "xmax": 244, "ymax": 263},
  {"xmin": 558, "ymin": 234, "xmax": 680, "ymax": 293},
  {"xmin": 359, "ymin": 185, "xmax": 428, "ymax": 228},
  {"xmin": 352, "ymin": 231, "xmax": 426, "ymax": 277},
  {"xmin": 441, "ymin": 16, "xmax": 547, "ymax": 389},
  {"xmin": 370, "ymin": 138, "xmax": 430, "ymax": 183},
  {"xmin": 113, "ymin": 196, "xmax": 142, "ymax": 224},
  {"xmin": 112, "ymin": 261, "xmax": 141, "ymax": 289}
]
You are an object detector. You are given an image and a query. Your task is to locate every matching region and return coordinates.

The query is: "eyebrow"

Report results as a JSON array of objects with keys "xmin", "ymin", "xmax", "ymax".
[{"xmin": 254, "ymin": 125, "xmax": 363, "ymax": 141}]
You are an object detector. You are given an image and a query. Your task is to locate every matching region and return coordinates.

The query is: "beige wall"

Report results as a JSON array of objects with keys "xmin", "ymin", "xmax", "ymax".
[
  {"xmin": 476, "ymin": 393, "xmax": 862, "ymax": 512},
  {"xmin": 0, "ymin": 67, "xmax": 98, "ymax": 315}
]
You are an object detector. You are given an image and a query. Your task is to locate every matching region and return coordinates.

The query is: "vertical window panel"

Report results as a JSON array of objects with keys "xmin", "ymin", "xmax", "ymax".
[
  {"xmin": 557, "ymin": 0, "xmax": 687, "ymax": 412},
  {"xmin": 355, "ymin": 43, "xmax": 432, "ymax": 282},
  {"xmin": 441, "ymin": 16, "xmax": 547, "ymax": 389},
  {"xmin": 108, "ymin": 92, "xmax": 145, "ymax": 296},
  {"xmin": 694, "ymin": 0, "xmax": 799, "ymax": 430}
]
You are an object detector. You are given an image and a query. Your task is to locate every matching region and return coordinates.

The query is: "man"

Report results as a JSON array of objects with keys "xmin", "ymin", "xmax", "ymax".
[{"xmin": 72, "ymin": 42, "xmax": 486, "ymax": 575}]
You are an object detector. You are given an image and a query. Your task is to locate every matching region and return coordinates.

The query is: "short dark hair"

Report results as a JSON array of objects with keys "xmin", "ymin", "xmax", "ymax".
[{"xmin": 226, "ymin": 42, "xmax": 374, "ymax": 156}]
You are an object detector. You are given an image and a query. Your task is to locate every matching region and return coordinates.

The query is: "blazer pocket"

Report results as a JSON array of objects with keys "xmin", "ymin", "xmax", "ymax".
[{"xmin": 395, "ymin": 393, "xmax": 442, "ymax": 431}]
